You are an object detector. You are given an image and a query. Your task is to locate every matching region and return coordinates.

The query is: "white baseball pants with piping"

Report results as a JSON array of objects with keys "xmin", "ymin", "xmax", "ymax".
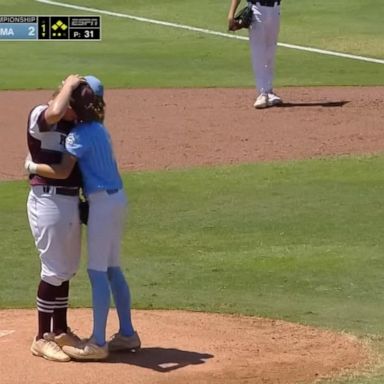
[{"xmin": 249, "ymin": 3, "xmax": 281, "ymax": 95}]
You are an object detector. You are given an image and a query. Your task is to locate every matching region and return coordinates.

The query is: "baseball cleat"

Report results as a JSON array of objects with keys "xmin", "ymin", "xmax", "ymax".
[
  {"xmin": 267, "ymin": 92, "xmax": 283, "ymax": 106},
  {"xmin": 31, "ymin": 337, "xmax": 70, "ymax": 362},
  {"xmin": 108, "ymin": 331, "xmax": 141, "ymax": 352},
  {"xmin": 44, "ymin": 327, "xmax": 82, "ymax": 348},
  {"xmin": 254, "ymin": 93, "xmax": 269, "ymax": 109},
  {"xmin": 62, "ymin": 339, "xmax": 109, "ymax": 361}
]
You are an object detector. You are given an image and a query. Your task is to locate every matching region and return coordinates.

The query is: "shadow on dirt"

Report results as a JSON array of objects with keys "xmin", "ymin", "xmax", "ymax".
[
  {"xmin": 107, "ymin": 347, "xmax": 214, "ymax": 372},
  {"xmin": 277, "ymin": 101, "xmax": 350, "ymax": 108}
]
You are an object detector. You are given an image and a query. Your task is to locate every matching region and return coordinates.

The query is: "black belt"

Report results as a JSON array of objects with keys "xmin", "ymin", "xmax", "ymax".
[
  {"xmin": 251, "ymin": 0, "xmax": 280, "ymax": 6},
  {"xmin": 42, "ymin": 186, "xmax": 80, "ymax": 196}
]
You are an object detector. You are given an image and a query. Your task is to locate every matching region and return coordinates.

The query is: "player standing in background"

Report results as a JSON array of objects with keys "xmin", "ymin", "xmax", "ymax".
[
  {"xmin": 228, "ymin": 0, "xmax": 283, "ymax": 109},
  {"xmin": 26, "ymin": 75, "xmax": 141, "ymax": 361},
  {"xmin": 26, "ymin": 74, "xmax": 84, "ymax": 361}
]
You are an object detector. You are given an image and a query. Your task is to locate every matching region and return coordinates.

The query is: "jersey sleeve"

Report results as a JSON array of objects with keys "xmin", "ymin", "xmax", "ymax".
[
  {"xmin": 29, "ymin": 105, "xmax": 50, "ymax": 138},
  {"xmin": 65, "ymin": 127, "xmax": 88, "ymax": 158}
]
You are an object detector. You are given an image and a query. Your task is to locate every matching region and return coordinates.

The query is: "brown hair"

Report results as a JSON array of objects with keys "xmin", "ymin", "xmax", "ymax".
[{"xmin": 70, "ymin": 83, "xmax": 105, "ymax": 122}]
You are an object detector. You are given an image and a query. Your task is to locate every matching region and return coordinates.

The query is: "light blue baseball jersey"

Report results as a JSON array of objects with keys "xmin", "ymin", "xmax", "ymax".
[{"xmin": 65, "ymin": 121, "xmax": 123, "ymax": 195}]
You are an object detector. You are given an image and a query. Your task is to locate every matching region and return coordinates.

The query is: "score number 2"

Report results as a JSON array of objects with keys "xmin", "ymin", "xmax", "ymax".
[{"xmin": 28, "ymin": 26, "xmax": 36, "ymax": 37}]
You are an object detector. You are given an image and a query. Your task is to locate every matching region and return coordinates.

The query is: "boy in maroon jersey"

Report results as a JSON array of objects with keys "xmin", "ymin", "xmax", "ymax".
[{"xmin": 27, "ymin": 74, "xmax": 83, "ymax": 362}]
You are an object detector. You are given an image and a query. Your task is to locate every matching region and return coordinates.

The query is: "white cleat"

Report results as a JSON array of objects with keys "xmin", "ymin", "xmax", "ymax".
[
  {"xmin": 31, "ymin": 336, "xmax": 70, "ymax": 362},
  {"xmin": 267, "ymin": 92, "xmax": 283, "ymax": 106},
  {"xmin": 44, "ymin": 327, "xmax": 83, "ymax": 348},
  {"xmin": 253, "ymin": 93, "xmax": 269, "ymax": 109},
  {"xmin": 63, "ymin": 339, "xmax": 109, "ymax": 361}
]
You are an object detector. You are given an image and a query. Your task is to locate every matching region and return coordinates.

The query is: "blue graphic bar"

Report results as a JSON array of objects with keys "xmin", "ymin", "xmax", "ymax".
[{"xmin": 0, "ymin": 23, "xmax": 37, "ymax": 40}]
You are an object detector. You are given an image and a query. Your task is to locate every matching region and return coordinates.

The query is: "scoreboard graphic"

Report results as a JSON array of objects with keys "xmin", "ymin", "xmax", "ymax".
[{"xmin": 0, "ymin": 16, "xmax": 101, "ymax": 41}]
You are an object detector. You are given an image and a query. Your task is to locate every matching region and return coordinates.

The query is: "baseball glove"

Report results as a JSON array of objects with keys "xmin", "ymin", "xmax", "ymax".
[{"xmin": 231, "ymin": 2, "xmax": 253, "ymax": 31}]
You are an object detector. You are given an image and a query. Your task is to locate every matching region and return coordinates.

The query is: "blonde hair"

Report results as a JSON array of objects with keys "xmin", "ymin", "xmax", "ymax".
[{"xmin": 88, "ymin": 95, "xmax": 106, "ymax": 122}]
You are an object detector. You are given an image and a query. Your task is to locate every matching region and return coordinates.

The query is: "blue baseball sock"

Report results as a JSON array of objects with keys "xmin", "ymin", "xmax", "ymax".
[
  {"xmin": 107, "ymin": 267, "xmax": 134, "ymax": 337},
  {"xmin": 87, "ymin": 269, "xmax": 110, "ymax": 346}
]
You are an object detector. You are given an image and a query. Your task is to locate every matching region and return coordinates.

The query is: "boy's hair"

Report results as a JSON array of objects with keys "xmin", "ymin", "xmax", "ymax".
[{"xmin": 70, "ymin": 82, "xmax": 105, "ymax": 122}]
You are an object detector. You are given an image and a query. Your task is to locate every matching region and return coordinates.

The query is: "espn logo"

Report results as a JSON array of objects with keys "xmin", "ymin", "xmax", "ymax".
[{"xmin": 70, "ymin": 17, "xmax": 100, "ymax": 27}]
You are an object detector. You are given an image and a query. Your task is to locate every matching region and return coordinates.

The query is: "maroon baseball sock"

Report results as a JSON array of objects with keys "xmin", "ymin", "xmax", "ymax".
[
  {"xmin": 36, "ymin": 280, "xmax": 57, "ymax": 340},
  {"xmin": 52, "ymin": 280, "xmax": 69, "ymax": 334}
]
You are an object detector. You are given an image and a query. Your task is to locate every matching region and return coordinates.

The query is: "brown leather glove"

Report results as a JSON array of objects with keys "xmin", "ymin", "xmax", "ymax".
[{"xmin": 230, "ymin": 3, "xmax": 253, "ymax": 31}]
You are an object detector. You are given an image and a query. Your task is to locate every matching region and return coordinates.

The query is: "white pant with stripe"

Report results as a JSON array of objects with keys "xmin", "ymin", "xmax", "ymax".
[
  {"xmin": 27, "ymin": 186, "xmax": 82, "ymax": 286},
  {"xmin": 249, "ymin": 3, "xmax": 281, "ymax": 94}
]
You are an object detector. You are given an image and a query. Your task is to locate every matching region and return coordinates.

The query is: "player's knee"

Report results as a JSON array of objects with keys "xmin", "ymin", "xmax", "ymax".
[{"xmin": 41, "ymin": 272, "xmax": 74, "ymax": 286}]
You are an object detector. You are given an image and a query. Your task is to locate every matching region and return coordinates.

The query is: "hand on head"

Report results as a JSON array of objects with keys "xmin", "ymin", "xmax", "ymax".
[{"xmin": 61, "ymin": 74, "xmax": 84, "ymax": 91}]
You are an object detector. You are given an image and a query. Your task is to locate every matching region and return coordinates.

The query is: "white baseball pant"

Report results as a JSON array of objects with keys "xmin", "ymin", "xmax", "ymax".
[
  {"xmin": 249, "ymin": 2, "xmax": 281, "ymax": 94},
  {"xmin": 27, "ymin": 186, "xmax": 81, "ymax": 286}
]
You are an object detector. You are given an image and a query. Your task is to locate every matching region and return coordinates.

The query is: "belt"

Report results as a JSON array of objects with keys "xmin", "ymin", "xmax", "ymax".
[
  {"xmin": 106, "ymin": 189, "xmax": 119, "ymax": 195},
  {"xmin": 35, "ymin": 185, "xmax": 80, "ymax": 196},
  {"xmin": 252, "ymin": 0, "xmax": 280, "ymax": 6}
]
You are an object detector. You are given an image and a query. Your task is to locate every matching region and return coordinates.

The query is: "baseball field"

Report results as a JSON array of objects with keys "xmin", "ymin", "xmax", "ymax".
[{"xmin": 1, "ymin": 0, "xmax": 384, "ymax": 383}]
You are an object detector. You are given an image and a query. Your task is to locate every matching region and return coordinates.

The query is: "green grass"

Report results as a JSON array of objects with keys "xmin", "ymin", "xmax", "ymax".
[
  {"xmin": 0, "ymin": 0, "xmax": 382, "ymax": 89},
  {"xmin": 281, "ymin": 0, "xmax": 384, "ymax": 58},
  {"xmin": 124, "ymin": 157, "xmax": 384, "ymax": 337}
]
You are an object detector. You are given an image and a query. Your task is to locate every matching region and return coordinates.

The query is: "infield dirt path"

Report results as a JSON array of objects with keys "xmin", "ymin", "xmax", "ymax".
[{"xmin": 0, "ymin": 86, "xmax": 383, "ymax": 384}]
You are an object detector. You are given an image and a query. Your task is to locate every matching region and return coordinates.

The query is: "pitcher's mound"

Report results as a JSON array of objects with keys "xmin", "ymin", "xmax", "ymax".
[{"xmin": 0, "ymin": 309, "xmax": 372, "ymax": 384}]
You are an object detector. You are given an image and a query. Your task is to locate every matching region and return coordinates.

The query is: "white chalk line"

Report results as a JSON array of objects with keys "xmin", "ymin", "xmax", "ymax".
[
  {"xmin": 35, "ymin": 0, "xmax": 384, "ymax": 65},
  {"xmin": 0, "ymin": 330, "xmax": 15, "ymax": 338}
]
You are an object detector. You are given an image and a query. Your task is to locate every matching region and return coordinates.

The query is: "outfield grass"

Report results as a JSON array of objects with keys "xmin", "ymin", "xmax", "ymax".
[
  {"xmin": 0, "ymin": 0, "xmax": 382, "ymax": 89},
  {"xmin": 281, "ymin": 0, "xmax": 384, "ymax": 57}
]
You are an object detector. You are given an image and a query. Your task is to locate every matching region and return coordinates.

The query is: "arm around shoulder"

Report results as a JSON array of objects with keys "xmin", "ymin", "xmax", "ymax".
[{"xmin": 26, "ymin": 152, "xmax": 77, "ymax": 179}]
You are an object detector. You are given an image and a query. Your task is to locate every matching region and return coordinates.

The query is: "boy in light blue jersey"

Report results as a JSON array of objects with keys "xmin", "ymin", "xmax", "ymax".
[
  {"xmin": 65, "ymin": 118, "xmax": 123, "ymax": 195},
  {"xmin": 26, "ymin": 75, "xmax": 141, "ymax": 361}
]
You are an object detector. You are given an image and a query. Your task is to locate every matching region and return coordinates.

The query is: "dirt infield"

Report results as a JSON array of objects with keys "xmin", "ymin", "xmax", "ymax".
[
  {"xmin": 0, "ymin": 309, "xmax": 371, "ymax": 384},
  {"xmin": 1, "ymin": 86, "xmax": 383, "ymax": 383},
  {"xmin": 1, "ymin": 86, "xmax": 383, "ymax": 180}
]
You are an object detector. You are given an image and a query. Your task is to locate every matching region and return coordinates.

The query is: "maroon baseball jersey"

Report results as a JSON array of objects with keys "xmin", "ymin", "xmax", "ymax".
[{"xmin": 27, "ymin": 104, "xmax": 82, "ymax": 187}]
